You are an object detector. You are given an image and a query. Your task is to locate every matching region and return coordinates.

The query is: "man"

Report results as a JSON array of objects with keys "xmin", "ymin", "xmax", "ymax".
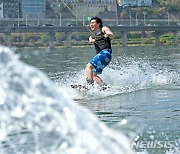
[{"xmin": 86, "ymin": 17, "xmax": 115, "ymax": 87}]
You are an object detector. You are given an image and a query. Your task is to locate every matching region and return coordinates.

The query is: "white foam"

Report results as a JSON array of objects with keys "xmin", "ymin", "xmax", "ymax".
[
  {"xmin": 0, "ymin": 46, "xmax": 135, "ymax": 154},
  {"xmin": 60, "ymin": 56, "xmax": 179, "ymax": 101}
]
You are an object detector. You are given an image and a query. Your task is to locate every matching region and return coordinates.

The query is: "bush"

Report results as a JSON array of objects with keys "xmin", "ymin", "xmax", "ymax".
[
  {"xmin": 55, "ymin": 32, "xmax": 66, "ymax": 42},
  {"xmin": 41, "ymin": 33, "xmax": 50, "ymax": 43}
]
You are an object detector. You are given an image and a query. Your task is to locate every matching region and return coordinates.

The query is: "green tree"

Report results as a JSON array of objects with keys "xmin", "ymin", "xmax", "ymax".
[
  {"xmin": 22, "ymin": 33, "xmax": 28, "ymax": 44},
  {"xmin": 41, "ymin": 33, "xmax": 50, "ymax": 43}
]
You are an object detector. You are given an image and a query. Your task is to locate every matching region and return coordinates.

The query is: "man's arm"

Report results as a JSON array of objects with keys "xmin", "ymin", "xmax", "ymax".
[{"xmin": 102, "ymin": 26, "xmax": 115, "ymax": 40}]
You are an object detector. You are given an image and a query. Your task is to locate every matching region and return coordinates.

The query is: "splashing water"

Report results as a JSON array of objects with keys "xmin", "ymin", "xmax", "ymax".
[
  {"xmin": 0, "ymin": 46, "xmax": 136, "ymax": 154},
  {"xmin": 59, "ymin": 55, "xmax": 179, "ymax": 101}
]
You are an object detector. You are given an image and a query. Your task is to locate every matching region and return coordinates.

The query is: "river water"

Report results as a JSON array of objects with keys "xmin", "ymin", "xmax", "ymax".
[{"xmin": 0, "ymin": 45, "xmax": 180, "ymax": 154}]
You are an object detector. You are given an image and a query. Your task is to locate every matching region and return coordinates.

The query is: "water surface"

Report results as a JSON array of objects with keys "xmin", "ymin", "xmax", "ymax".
[{"xmin": 18, "ymin": 45, "xmax": 180, "ymax": 153}]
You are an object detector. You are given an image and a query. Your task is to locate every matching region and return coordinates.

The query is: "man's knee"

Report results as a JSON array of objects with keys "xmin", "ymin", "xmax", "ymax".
[
  {"xmin": 86, "ymin": 63, "xmax": 93, "ymax": 69},
  {"xmin": 93, "ymin": 73, "xmax": 97, "ymax": 77}
]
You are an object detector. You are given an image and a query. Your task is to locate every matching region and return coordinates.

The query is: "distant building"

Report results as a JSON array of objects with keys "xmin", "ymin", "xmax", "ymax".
[
  {"xmin": 137, "ymin": 0, "xmax": 152, "ymax": 6},
  {"xmin": 97, "ymin": 10, "xmax": 118, "ymax": 26},
  {"xmin": 118, "ymin": 0, "xmax": 152, "ymax": 7},
  {"xmin": 0, "ymin": 2, "xmax": 3, "ymax": 18},
  {"xmin": 21, "ymin": 0, "xmax": 46, "ymax": 18},
  {"xmin": 0, "ymin": 0, "xmax": 21, "ymax": 18},
  {"xmin": 56, "ymin": 0, "xmax": 118, "ymax": 20}
]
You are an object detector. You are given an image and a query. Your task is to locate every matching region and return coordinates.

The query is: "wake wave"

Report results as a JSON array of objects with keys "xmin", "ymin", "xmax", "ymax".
[{"xmin": 0, "ymin": 46, "xmax": 135, "ymax": 154}]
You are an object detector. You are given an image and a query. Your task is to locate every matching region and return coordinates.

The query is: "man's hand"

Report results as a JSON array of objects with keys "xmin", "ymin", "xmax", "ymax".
[
  {"xmin": 89, "ymin": 38, "xmax": 96, "ymax": 44},
  {"xmin": 104, "ymin": 33, "xmax": 110, "ymax": 39}
]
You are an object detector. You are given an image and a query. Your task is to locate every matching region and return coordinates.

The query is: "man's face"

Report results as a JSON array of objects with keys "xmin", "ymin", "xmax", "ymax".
[{"xmin": 90, "ymin": 19, "xmax": 100, "ymax": 31}]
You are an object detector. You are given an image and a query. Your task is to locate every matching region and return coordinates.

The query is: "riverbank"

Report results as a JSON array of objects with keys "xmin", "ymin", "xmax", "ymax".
[
  {"xmin": 1, "ymin": 32, "xmax": 179, "ymax": 48},
  {"xmin": 11, "ymin": 38, "xmax": 179, "ymax": 48}
]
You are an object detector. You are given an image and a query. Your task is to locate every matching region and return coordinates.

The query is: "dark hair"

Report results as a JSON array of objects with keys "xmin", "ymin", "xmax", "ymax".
[{"xmin": 90, "ymin": 17, "xmax": 103, "ymax": 28}]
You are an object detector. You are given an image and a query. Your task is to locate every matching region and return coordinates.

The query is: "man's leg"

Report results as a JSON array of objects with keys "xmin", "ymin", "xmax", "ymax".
[
  {"xmin": 93, "ymin": 74, "xmax": 107, "ymax": 87},
  {"xmin": 93, "ymin": 73, "xmax": 103, "ymax": 85},
  {"xmin": 86, "ymin": 63, "xmax": 94, "ymax": 84},
  {"xmin": 86, "ymin": 64, "xmax": 107, "ymax": 87}
]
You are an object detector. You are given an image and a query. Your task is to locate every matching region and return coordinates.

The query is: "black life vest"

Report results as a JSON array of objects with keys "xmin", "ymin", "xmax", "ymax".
[{"xmin": 91, "ymin": 29, "xmax": 112, "ymax": 54}]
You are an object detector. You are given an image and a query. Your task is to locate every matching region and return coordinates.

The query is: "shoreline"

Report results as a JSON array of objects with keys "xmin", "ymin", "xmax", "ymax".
[
  {"xmin": 2, "ymin": 31, "xmax": 178, "ymax": 48},
  {"xmin": 12, "ymin": 43, "xmax": 179, "ymax": 49}
]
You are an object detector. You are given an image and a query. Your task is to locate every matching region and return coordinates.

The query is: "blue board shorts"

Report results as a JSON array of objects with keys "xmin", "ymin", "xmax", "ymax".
[{"xmin": 89, "ymin": 48, "xmax": 112, "ymax": 74}]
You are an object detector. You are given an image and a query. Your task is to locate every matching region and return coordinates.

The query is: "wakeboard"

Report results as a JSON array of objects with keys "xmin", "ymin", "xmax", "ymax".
[
  {"xmin": 71, "ymin": 84, "xmax": 88, "ymax": 90},
  {"xmin": 70, "ymin": 84, "xmax": 110, "ymax": 91}
]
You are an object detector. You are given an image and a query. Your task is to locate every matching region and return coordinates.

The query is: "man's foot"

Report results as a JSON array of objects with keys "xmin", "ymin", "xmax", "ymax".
[
  {"xmin": 86, "ymin": 79, "xmax": 94, "ymax": 89},
  {"xmin": 86, "ymin": 79, "xmax": 94, "ymax": 85},
  {"xmin": 99, "ymin": 82, "xmax": 110, "ymax": 90}
]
